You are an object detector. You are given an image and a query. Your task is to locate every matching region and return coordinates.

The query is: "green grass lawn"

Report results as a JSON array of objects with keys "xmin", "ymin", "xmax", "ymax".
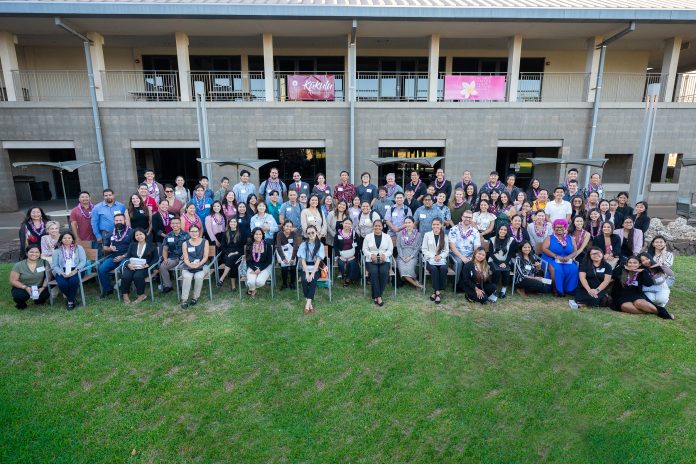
[{"xmin": 1, "ymin": 258, "xmax": 695, "ymax": 463}]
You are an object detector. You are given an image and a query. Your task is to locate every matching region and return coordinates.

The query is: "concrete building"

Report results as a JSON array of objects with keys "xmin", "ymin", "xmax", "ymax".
[{"xmin": 1, "ymin": 0, "xmax": 695, "ymax": 211}]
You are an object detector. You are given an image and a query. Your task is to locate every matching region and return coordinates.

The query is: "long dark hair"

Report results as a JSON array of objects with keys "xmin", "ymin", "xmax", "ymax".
[
  {"xmin": 517, "ymin": 240, "xmax": 537, "ymax": 261},
  {"xmin": 621, "ymin": 216, "xmax": 635, "ymax": 248},
  {"xmin": 432, "ymin": 218, "xmax": 445, "ymax": 255},
  {"xmin": 54, "ymin": 231, "xmax": 76, "ymax": 249},
  {"xmin": 303, "ymin": 225, "xmax": 322, "ymax": 261},
  {"xmin": 492, "ymin": 224, "xmax": 511, "ymax": 252},
  {"xmin": 639, "ymin": 252, "xmax": 664, "ymax": 276},
  {"xmin": 128, "ymin": 193, "xmax": 151, "ymax": 219},
  {"xmin": 24, "ymin": 206, "xmax": 50, "ymax": 223},
  {"xmin": 620, "ymin": 255, "xmax": 640, "ymax": 286},
  {"xmin": 225, "ymin": 217, "xmax": 241, "ymax": 244},
  {"xmin": 582, "ymin": 246, "xmax": 605, "ymax": 270},
  {"xmin": 647, "ymin": 235, "xmax": 671, "ymax": 256}
]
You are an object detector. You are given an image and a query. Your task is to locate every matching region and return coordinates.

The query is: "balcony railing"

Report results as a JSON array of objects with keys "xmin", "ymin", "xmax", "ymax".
[
  {"xmin": 11, "ymin": 70, "xmax": 89, "ymax": 102},
  {"xmin": 357, "ymin": 72, "xmax": 429, "ymax": 102},
  {"xmin": 518, "ymin": 72, "xmax": 590, "ymax": 102},
  {"xmin": 601, "ymin": 73, "xmax": 662, "ymax": 102},
  {"xmin": 0, "ymin": 71, "xmax": 6, "ymax": 101},
  {"xmin": 674, "ymin": 73, "xmax": 696, "ymax": 102},
  {"xmin": 189, "ymin": 71, "xmax": 265, "ymax": 101},
  {"xmin": 102, "ymin": 71, "xmax": 180, "ymax": 102},
  {"xmin": 274, "ymin": 72, "xmax": 345, "ymax": 102}
]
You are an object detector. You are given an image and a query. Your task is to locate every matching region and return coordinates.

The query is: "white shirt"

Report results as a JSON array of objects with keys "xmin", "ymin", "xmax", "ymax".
[{"xmin": 545, "ymin": 200, "xmax": 572, "ymax": 222}]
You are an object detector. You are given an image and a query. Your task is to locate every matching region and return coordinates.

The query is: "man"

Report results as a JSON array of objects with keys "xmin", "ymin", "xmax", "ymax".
[
  {"xmin": 333, "ymin": 170, "xmax": 356, "ymax": 204},
  {"xmin": 383, "ymin": 173, "xmax": 404, "ymax": 202},
  {"xmin": 191, "ymin": 184, "xmax": 213, "ymax": 225},
  {"xmin": 279, "ymin": 189, "xmax": 303, "ymax": 229},
  {"xmin": 232, "ymin": 170, "xmax": 256, "ymax": 204},
  {"xmin": 143, "ymin": 169, "xmax": 165, "ymax": 204},
  {"xmin": 213, "ymin": 177, "xmax": 230, "ymax": 202},
  {"xmin": 454, "ymin": 170, "xmax": 477, "ymax": 199},
  {"xmin": 163, "ymin": 184, "xmax": 184, "ymax": 218},
  {"xmin": 138, "ymin": 184, "xmax": 158, "ymax": 212},
  {"xmin": 267, "ymin": 190, "xmax": 282, "ymax": 224},
  {"xmin": 531, "ymin": 189, "xmax": 549, "ymax": 213},
  {"xmin": 160, "ymin": 217, "xmax": 189, "ymax": 294},
  {"xmin": 69, "ymin": 191, "xmax": 96, "ymax": 245},
  {"xmin": 259, "ymin": 167, "xmax": 287, "ymax": 201},
  {"xmin": 356, "ymin": 172, "xmax": 377, "ymax": 205},
  {"xmin": 91, "ymin": 189, "xmax": 127, "ymax": 247},
  {"xmin": 404, "ymin": 187, "xmax": 422, "ymax": 213},
  {"xmin": 407, "ymin": 171, "xmax": 427, "ymax": 201},
  {"xmin": 385, "ymin": 192, "xmax": 412, "ymax": 244},
  {"xmin": 448, "ymin": 211, "xmax": 481, "ymax": 287},
  {"xmin": 288, "ymin": 171, "xmax": 310, "ymax": 197},
  {"xmin": 199, "ymin": 176, "xmax": 214, "ymax": 200},
  {"xmin": 372, "ymin": 187, "xmax": 394, "ymax": 219},
  {"xmin": 584, "ymin": 172, "xmax": 604, "ymax": 199},
  {"xmin": 479, "ymin": 171, "xmax": 504, "ymax": 195},
  {"xmin": 502, "ymin": 174, "xmax": 520, "ymax": 201},
  {"xmin": 545, "ymin": 186, "xmax": 572, "ymax": 222},
  {"xmin": 413, "ymin": 195, "xmax": 444, "ymax": 234},
  {"xmin": 563, "ymin": 179, "xmax": 581, "ymax": 202},
  {"xmin": 561, "ymin": 168, "xmax": 579, "ymax": 192},
  {"xmin": 98, "ymin": 213, "xmax": 132, "ymax": 298},
  {"xmin": 430, "ymin": 168, "xmax": 452, "ymax": 201}
]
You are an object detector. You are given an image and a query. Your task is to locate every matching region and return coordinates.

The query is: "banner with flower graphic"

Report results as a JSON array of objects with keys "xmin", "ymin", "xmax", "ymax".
[
  {"xmin": 443, "ymin": 75, "xmax": 507, "ymax": 101},
  {"xmin": 287, "ymin": 74, "xmax": 336, "ymax": 100}
]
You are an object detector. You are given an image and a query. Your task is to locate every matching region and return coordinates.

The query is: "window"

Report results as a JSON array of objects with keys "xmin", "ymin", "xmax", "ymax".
[
  {"xmin": 603, "ymin": 154, "xmax": 633, "ymax": 183},
  {"xmin": 651, "ymin": 153, "xmax": 682, "ymax": 183},
  {"xmin": 377, "ymin": 147, "xmax": 444, "ymax": 186}
]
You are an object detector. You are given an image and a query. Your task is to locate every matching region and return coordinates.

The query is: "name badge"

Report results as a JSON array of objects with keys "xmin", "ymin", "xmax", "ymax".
[
  {"xmin": 337, "ymin": 187, "xmax": 343, "ymax": 192},
  {"xmin": 338, "ymin": 235, "xmax": 343, "ymax": 240},
  {"xmin": 65, "ymin": 259, "xmax": 74, "ymax": 269},
  {"xmin": 167, "ymin": 237, "xmax": 175, "ymax": 243},
  {"xmin": 525, "ymin": 265, "xmax": 532, "ymax": 271},
  {"xmin": 241, "ymin": 189, "xmax": 247, "ymax": 194},
  {"xmin": 308, "ymin": 215, "xmax": 315, "ymax": 221},
  {"xmin": 168, "ymin": 214, "xmax": 174, "ymax": 219},
  {"xmin": 302, "ymin": 185, "xmax": 308, "ymax": 190},
  {"xmin": 325, "ymin": 189, "xmax": 330, "ymax": 194},
  {"xmin": 113, "ymin": 210, "xmax": 120, "ymax": 216},
  {"xmin": 36, "ymin": 266, "xmax": 45, "ymax": 273},
  {"xmin": 385, "ymin": 205, "xmax": 391, "ymax": 210},
  {"xmin": 366, "ymin": 189, "xmax": 372, "ymax": 193},
  {"xmin": 188, "ymin": 247, "xmax": 195, "ymax": 252},
  {"xmin": 597, "ymin": 268, "xmax": 605, "ymax": 273},
  {"xmin": 286, "ymin": 207, "xmax": 292, "ymax": 212},
  {"xmin": 419, "ymin": 213, "xmax": 426, "ymax": 219},
  {"xmin": 139, "ymin": 209, "xmax": 144, "ymax": 214},
  {"xmin": 288, "ymin": 238, "xmax": 293, "ymax": 244},
  {"xmin": 205, "ymin": 204, "xmax": 211, "ymax": 209}
]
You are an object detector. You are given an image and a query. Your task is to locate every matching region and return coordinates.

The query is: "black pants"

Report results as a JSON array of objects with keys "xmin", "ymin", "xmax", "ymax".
[
  {"xmin": 280, "ymin": 265, "xmax": 296, "ymax": 287},
  {"xmin": 491, "ymin": 267, "xmax": 511, "ymax": 287},
  {"xmin": 222, "ymin": 253, "xmax": 241, "ymax": 279},
  {"xmin": 464, "ymin": 282, "xmax": 497, "ymax": 304},
  {"xmin": 301, "ymin": 271, "xmax": 319, "ymax": 299},
  {"xmin": 120, "ymin": 268, "xmax": 147, "ymax": 296},
  {"xmin": 366, "ymin": 261, "xmax": 389, "ymax": 299},
  {"xmin": 516, "ymin": 277, "xmax": 546, "ymax": 294},
  {"xmin": 427, "ymin": 263, "xmax": 448, "ymax": 292},
  {"xmin": 12, "ymin": 287, "xmax": 49, "ymax": 309},
  {"xmin": 575, "ymin": 288, "xmax": 609, "ymax": 307}
]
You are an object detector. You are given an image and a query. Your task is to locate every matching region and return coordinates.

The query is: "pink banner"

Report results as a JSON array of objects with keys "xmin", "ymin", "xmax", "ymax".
[
  {"xmin": 443, "ymin": 75, "xmax": 506, "ymax": 101},
  {"xmin": 287, "ymin": 74, "xmax": 336, "ymax": 101}
]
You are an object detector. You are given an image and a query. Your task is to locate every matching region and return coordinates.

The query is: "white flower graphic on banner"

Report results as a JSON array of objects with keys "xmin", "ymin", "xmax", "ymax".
[{"xmin": 460, "ymin": 80, "xmax": 478, "ymax": 99}]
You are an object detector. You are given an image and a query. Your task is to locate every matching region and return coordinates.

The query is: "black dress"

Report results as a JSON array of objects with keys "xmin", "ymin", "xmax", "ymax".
[
  {"xmin": 129, "ymin": 208, "xmax": 150, "ymax": 232},
  {"xmin": 575, "ymin": 261, "xmax": 613, "ymax": 306},
  {"xmin": 220, "ymin": 232, "xmax": 245, "ymax": 278},
  {"xmin": 610, "ymin": 267, "xmax": 654, "ymax": 311}
]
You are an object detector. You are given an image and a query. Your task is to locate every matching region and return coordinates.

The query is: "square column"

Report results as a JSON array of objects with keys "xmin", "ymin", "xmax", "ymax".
[
  {"xmin": 0, "ymin": 32, "xmax": 19, "ymax": 101},
  {"xmin": 86, "ymin": 32, "xmax": 105, "ymax": 101},
  {"xmin": 661, "ymin": 36, "xmax": 682, "ymax": 102},
  {"xmin": 263, "ymin": 33, "xmax": 274, "ymax": 102},
  {"xmin": 584, "ymin": 36, "xmax": 602, "ymax": 102},
  {"xmin": 240, "ymin": 53, "xmax": 250, "ymax": 94},
  {"xmin": 506, "ymin": 34, "xmax": 522, "ymax": 102},
  {"xmin": 175, "ymin": 32, "xmax": 191, "ymax": 102},
  {"xmin": 427, "ymin": 34, "xmax": 440, "ymax": 102}
]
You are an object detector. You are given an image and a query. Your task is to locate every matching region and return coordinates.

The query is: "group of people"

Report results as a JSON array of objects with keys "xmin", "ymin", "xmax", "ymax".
[{"xmin": 11, "ymin": 165, "xmax": 676, "ymax": 320}]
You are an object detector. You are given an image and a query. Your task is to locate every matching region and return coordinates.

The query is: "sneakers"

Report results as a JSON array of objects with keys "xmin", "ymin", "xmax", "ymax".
[
  {"xmin": 499, "ymin": 288, "xmax": 507, "ymax": 299},
  {"xmin": 568, "ymin": 299, "xmax": 579, "ymax": 310},
  {"xmin": 190, "ymin": 299, "xmax": 198, "ymax": 306},
  {"xmin": 67, "ymin": 301, "xmax": 76, "ymax": 311},
  {"xmin": 161, "ymin": 286, "xmax": 173, "ymax": 294},
  {"xmin": 180, "ymin": 302, "xmax": 189, "ymax": 309}
]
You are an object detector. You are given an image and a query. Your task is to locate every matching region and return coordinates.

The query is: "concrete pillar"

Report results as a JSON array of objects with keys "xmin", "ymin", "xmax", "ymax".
[
  {"xmin": 445, "ymin": 55, "xmax": 453, "ymax": 75},
  {"xmin": 660, "ymin": 36, "xmax": 682, "ymax": 102},
  {"xmin": 86, "ymin": 32, "xmax": 105, "ymax": 101},
  {"xmin": 584, "ymin": 36, "xmax": 602, "ymax": 102},
  {"xmin": 0, "ymin": 32, "xmax": 19, "ymax": 101},
  {"xmin": 175, "ymin": 32, "xmax": 191, "ymax": 102},
  {"xmin": 0, "ymin": 149, "xmax": 18, "ymax": 211},
  {"xmin": 346, "ymin": 34, "xmax": 355, "ymax": 103},
  {"xmin": 427, "ymin": 34, "xmax": 440, "ymax": 102},
  {"xmin": 506, "ymin": 34, "xmax": 522, "ymax": 102},
  {"xmin": 263, "ymin": 33, "xmax": 274, "ymax": 102},
  {"xmin": 240, "ymin": 53, "xmax": 250, "ymax": 94}
]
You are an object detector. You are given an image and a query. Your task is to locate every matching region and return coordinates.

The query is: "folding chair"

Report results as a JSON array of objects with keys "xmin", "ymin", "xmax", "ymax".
[
  {"xmin": 296, "ymin": 256, "xmax": 332, "ymax": 302},
  {"xmin": 114, "ymin": 251, "xmax": 162, "ymax": 302},
  {"xmin": 238, "ymin": 254, "xmax": 276, "ymax": 299},
  {"xmin": 47, "ymin": 244, "xmax": 103, "ymax": 307}
]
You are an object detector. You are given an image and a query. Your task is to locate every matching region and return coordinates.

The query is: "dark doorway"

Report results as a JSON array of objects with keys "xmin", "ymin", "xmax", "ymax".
[
  {"xmin": 377, "ymin": 147, "xmax": 445, "ymax": 188},
  {"xmin": 134, "ymin": 148, "xmax": 201, "ymax": 192},
  {"xmin": 9, "ymin": 148, "xmax": 81, "ymax": 205},
  {"xmin": 258, "ymin": 148, "xmax": 327, "ymax": 186},
  {"xmin": 496, "ymin": 146, "xmax": 561, "ymax": 190}
]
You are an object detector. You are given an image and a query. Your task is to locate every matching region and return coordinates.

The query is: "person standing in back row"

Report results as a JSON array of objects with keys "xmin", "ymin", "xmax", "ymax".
[{"xmin": 232, "ymin": 170, "xmax": 256, "ymax": 204}]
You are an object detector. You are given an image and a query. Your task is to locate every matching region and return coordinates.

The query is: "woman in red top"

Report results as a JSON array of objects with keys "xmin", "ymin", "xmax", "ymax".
[{"xmin": 137, "ymin": 184, "xmax": 158, "ymax": 212}]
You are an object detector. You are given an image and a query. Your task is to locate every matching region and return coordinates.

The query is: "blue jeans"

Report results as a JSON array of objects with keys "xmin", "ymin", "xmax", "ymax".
[
  {"xmin": 56, "ymin": 273, "xmax": 81, "ymax": 303},
  {"xmin": 98, "ymin": 255, "xmax": 123, "ymax": 293}
]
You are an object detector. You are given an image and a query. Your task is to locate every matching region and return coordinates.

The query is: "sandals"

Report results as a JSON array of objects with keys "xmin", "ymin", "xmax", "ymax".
[
  {"xmin": 430, "ymin": 293, "xmax": 437, "ymax": 302},
  {"xmin": 434, "ymin": 293, "xmax": 441, "ymax": 305}
]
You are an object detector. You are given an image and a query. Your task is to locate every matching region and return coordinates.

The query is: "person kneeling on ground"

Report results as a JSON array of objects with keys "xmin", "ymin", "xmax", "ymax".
[
  {"xmin": 610, "ymin": 255, "xmax": 673, "ymax": 320},
  {"xmin": 9, "ymin": 244, "xmax": 50, "ymax": 310},
  {"xmin": 460, "ymin": 247, "xmax": 497, "ymax": 304},
  {"xmin": 573, "ymin": 246, "xmax": 612, "ymax": 308}
]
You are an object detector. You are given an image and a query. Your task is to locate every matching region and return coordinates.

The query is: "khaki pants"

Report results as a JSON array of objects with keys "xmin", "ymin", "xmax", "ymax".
[
  {"xmin": 181, "ymin": 266, "xmax": 208, "ymax": 300},
  {"xmin": 160, "ymin": 257, "xmax": 180, "ymax": 288}
]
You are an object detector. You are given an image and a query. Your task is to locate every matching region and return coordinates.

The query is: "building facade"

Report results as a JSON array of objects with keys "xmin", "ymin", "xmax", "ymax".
[{"xmin": 1, "ymin": 0, "xmax": 695, "ymax": 210}]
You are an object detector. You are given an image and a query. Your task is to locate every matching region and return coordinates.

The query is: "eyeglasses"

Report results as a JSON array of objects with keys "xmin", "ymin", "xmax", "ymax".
[{"xmin": 165, "ymin": 190, "xmax": 173, "ymax": 193}]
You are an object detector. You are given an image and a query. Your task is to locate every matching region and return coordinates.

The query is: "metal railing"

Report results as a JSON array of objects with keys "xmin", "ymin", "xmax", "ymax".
[
  {"xmin": 674, "ymin": 73, "xmax": 696, "ymax": 102},
  {"xmin": 11, "ymin": 70, "xmax": 89, "ymax": 102},
  {"xmin": 0, "ymin": 71, "xmax": 6, "ymax": 101},
  {"xmin": 189, "ymin": 71, "xmax": 265, "ymax": 101},
  {"xmin": 601, "ymin": 73, "xmax": 662, "ymax": 102},
  {"xmin": 356, "ymin": 72, "xmax": 429, "ymax": 101},
  {"xmin": 102, "ymin": 70, "xmax": 180, "ymax": 102},
  {"xmin": 273, "ymin": 71, "xmax": 345, "ymax": 101},
  {"xmin": 518, "ymin": 72, "xmax": 590, "ymax": 102}
]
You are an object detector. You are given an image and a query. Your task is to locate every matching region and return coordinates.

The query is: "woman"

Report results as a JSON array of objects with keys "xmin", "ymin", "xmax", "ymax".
[
  {"xmin": 422, "ymin": 218, "xmax": 449, "ymax": 304},
  {"xmin": 573, "ymin": 247, "xmax": 612, "ymax": 308},
  {"xmin": 598, "ymin": 200, "xmax": 613, "ymax": 225},
  {"xmin": 151, "ymin": 199, "xmax": 174, "ymax": 245},
  {"xmin": 632, "ymin": 201, "xmax": 650, "ymax": 235},
  {"xmin": 614, "ymin": 216, "xmax": 643, "ymax": 261},
  {"xmin": 218, "ymin": 217, "xmax": 245, "ymax": 290},
  {"xmin": 333, "ymin": 218, "xmax": 360, "ymax": 287},
  {"xmin": 396, "ymin": 216, "xmax": 423, "ymax": 289},
  {"xmin": 639, "ymin": 252, "xmax": 672, "ymax": 307},
  {"xmin": 247, "ymin": 194, "xmax": 258, "ymax": 215},
  {"xmin": 299, "ymin": 193, "xmax": 308, "ymax": 209},
  {"xmin": 541, "ymin": 219, "xmax": 578, "ymax": 298},
  {"xmin": 647, "ymin": 235, "xmax": 674, "ymax": 282},
  {"xmin": 19, "ymin": 206, "xmax": 50, "ymax": 260},
  {"xmin": 460, "ymin": 247, "xmax": 497, "ymax": 304},
  {"xmin": 568, "ymin": 216, "xmax": 591, "ymax": 263},
  {"xmin": 312, "ymin": 173, "xmax": 332, "ymax": 201},
  {"xmin": 512, "ymin": 241, "xmax": 547, "ymax": 295},
  {"xmin": 174, "ymin": 176, "xmax": 191, "ymax": 204},
  {"xmin": 275, "ymin": 220, "xmax": 302, "ymax": 290},
  {"xmin": 50, "ymin": 231, "xmax": 86, "ymax": 310},
  {"xmin": 40, "ymin": 221, "xmax": 61, "ymax": 263},
  {"xmin": 181, "ymin": 202, "xmax": 203, "ymax": 233},
  {"xmin": 244, "ymin": 227, "xmax": 273, "ymax": 297},
  {"xmin": 300, "ymin": 194, "xmax": 327, "ymax": 239},
  {"xmin": 463, "ymin": 184, "xmax": 477, "ymax": 209},
  {"xmin": 348, "ymin": 195, "xmax": 362, "ymax": 225},
  {"xmin": 298, "ymin": 225, "xmax": 325, "ymax": 314},
  {"xmin": 610, "ymin": 255, "xmax": 673, "ymax": 319},
  {"xmin": 527, "ymin": 209, "xmax": 552, "ymax": 254},
  {"xmin": 356, "ymin": 200, "xmax": 380, "ymax": 248},
  {"xmin": 327, "ymin": 200, "xmax": 349, "ymax": 250},
  {"xmin": 476, "ymin": 192, "xmax": 491, "ymax": 212},
  {"xmin": 321, "ymin": 194, "xmax": 335, "ymax": 220},
  {"xmin": 488, "ymin": 224, "xmax": 517, "ymax": 298},
  {"xmin": 570, "ymin": 195, "xmax": 587, "ymax": 222},
  {"xmin": 499, "ymin": 191, "xmax": 516, "ymax": 218},
  {"xmin": 488, "ymin": 189, "xmax": 502, "ymax": 215},
  {"xmin": 205, "ymin": 201, "xmax": 227, "ymax": 247},
  {"xmin": 236, "ymin": 202, "xmax": 251, "ymax": 245},
  {"xmin": 222, "ymin": 190, "xmax": 237, "ymax": 220},
  {"xmin": 472, "ymin": 200, "xmax": 495, "ymax": 240},
  {"xmin": 137, "ymin": 184, "xmax": 158, "ymax": 212},
  {"xmin": 508, "ymin": 214, "xmax": 530, "ymax": 246},
  {"xmin": 519, "ymin": 201, "xmax": 532, "ymax": 228},
  {"xmin": 362, "ymin": 219, "xmax": 393, "ymax": 307},
  {"xmin": 9, "ymin": 244, "xmax": 50, "ymax": 310},
  {"xmin": 180, "ymin": 225, "xmax": 210, "ymax": 308},
  {"xmin": 526, "ymin": 178, "xmax": 541, "ymax": 201},
  {"xmin": 592, "ymin": 221, "xmax": 621, "ymax": 269},
  {"xmin": 513, "ymin": 191, "xmax": 528, "ymax": 212},
  {"xmin": 119, "ymin": 228, "xmax": 157, "ymax": 304},
  {"xmin": 126, "ymin": 193, "xmax": 151, "ymax": 235},
  {"xmin": 449, "ymin": 188, "xmax": 470, "ymax": 226},
  {"xmin": 586, "ymin": 191, "xmax": 600, "ymax": 212},
  {"xmin": 586, "ymin": 208, "xmax": 603, "ymax": 239}
]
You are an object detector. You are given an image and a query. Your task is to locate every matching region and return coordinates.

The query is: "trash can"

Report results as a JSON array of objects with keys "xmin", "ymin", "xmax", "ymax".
[{"xmin": 29, "ymin": 181, "xmax": 52, "ymax": 201}]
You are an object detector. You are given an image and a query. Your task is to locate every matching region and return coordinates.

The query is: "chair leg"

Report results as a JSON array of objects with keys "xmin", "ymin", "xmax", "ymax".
[
  {"xmin": 79, "ymin": 280, "xmax": 86, "ymax": 307},
  {"xmin": 208, "ymin": 274, "xmax": 213, "ymax": 301}
]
